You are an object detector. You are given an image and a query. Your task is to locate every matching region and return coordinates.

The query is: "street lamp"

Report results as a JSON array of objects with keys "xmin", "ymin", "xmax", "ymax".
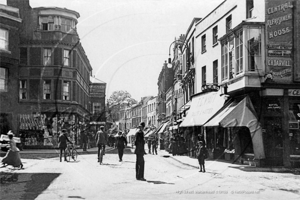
[{"xmin": 168, "ymin": 39, "xmax": 184, "ymax": 68}]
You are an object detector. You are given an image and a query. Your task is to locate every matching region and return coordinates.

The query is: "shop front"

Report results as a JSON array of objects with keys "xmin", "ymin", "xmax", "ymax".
[
  {"xmin": 18, "ymin": 111, "xmax": 84, "ymax": 149},
  {"xmin": 180, "ymin": 91, "xmax": 226, "ymax": 158},
  {"xmin": 261, "ymin": 88, "xmax": 300, "ymax": 167},
  {"xmin": 204, "ymin": 96, "xmax": 265, "ymax": 165}
]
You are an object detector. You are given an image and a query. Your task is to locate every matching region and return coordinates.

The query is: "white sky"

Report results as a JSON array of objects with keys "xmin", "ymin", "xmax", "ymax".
[{"xmin": 1, "ymin": 0, "xmax": 224, "ymax": 101}]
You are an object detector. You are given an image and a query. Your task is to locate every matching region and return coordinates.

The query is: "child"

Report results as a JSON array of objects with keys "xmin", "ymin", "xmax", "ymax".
[{"xmin": 196, "ymin": 141, "xmax": 207, "ymax": 173}]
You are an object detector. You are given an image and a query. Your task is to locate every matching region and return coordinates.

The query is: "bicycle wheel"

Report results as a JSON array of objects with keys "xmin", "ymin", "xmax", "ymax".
[
  {"xmin": 72, "ymin": 149, "xmax": 78, "ymax": 161},
  {"xmin": 65, "ymin": 149, "xmax": 71, "ymax": 162}
]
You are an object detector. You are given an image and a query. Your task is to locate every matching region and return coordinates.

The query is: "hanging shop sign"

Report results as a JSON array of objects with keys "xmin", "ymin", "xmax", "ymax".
[{"xmin": 265, "ymin": 0, "xmax": 294, "ymax": 83}]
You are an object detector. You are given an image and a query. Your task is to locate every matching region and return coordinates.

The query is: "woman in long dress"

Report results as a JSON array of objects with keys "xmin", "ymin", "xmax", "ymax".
[{"xmin": 1, "ymin": 130, "xmax": 23, "ymax": 169}]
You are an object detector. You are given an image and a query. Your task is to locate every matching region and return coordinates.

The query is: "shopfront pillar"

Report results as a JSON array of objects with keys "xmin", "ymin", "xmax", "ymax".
[{"xmin": 283, "ymin": 89, "xmax": 291, "ymax": 167}]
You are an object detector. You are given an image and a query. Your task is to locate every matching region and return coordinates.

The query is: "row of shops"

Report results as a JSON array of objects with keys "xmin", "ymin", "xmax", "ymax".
[
  {"xmin": 157, "ymin": 89, "xmax": 300, "ymax": 167},
  {"xmin": 0, "ymin": 111, "xmax": 104, "ymax": 149}
]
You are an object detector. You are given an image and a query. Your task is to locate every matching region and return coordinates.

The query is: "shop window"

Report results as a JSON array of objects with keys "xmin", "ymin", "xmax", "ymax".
[
  {"xmin": 212, "ymin": 26, "xmax": 218, "ymax": 45},
  {"xmin": 43, "ymin": 48, "xmax": 52, "ymax": 66},
  {"xmin": 63, "ymin": 49, "xmax": 70, "ymax": 66},
  {"xmin": 213, "ymin": 60, "xmax": 218, "ymax": 84},
  {"xmin": 201, "ymin": 34, "xmax": 206, "ymax": 53},
  {"xmin": 63, "ymin": 81, "xmax": 70, "ymax": 100},
  {"xmin": 226, "ymin": 15, "xmax": 232, "ymax": 33},
  {"xmin": 43, "ymin": 80, "xmax": 51, "ymax": 100},
  {"xmin": 0, "ymin": 68, "xmax": 8, "ymax": 92},
  {"xmin": 0, "ymin": 28, "xmax": 9, "ymax": 51},
  {"xmin": 19, "ymin": 80, "xmax": 27, "ymax": 99}
]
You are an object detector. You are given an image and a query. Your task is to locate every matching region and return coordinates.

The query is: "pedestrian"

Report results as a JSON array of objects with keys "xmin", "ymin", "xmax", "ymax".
[
  {"xmin": 196, "ymin": 141, "xmax": 208, "ymax": 173},
  {"xmin": 1, "ymin": 130, "xmax": 23, "ymax": 169},
  {"xmin": 95, "ymin": 126, "xmax": 108, "ymax": 162},
  {"xmin": 116, "ymin": 131, "xmax": 128, "ymax": 162},
  {"xmin": 81, "ymin": 130, "xmax": 88, "ymax": 151},
  {"xmin": 147, "ymin": 137, "xmax": 152, "ymax": 154},
  {"xmin": 58, "ymin": 129, "xmax": 72, "ymax": 162},
  {"xmin": 134, "ymin": 122, "xmax": 146, "ymax": 181},
  {"xmin": 152, "ymin": 137, "xmax": 158, "ymax": 155}
]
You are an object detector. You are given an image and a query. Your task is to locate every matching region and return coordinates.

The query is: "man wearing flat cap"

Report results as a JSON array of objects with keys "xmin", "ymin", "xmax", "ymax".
[{"xmin": 134, "ymin": 122, "xmax": 146, "ymax": 181}]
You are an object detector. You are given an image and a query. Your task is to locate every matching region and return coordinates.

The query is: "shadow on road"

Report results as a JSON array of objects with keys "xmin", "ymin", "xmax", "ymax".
[
  {"xmin": 1, "ymin": 172, "xmax": 60, "ymax": 200},
  {"xmin": 146, "ymin": 180, "xmax": 174, "ymax": 185},
  {"xmin": 229, "ymin": 166, "xmax": 300, "ymax": 175}
]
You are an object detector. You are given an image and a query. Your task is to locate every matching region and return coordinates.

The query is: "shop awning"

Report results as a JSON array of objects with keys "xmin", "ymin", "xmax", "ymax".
[
  {"xmin": 127, "ymin": 128, "xmax": 138, "ymax": 136},
  {"xmin": 144, "ymin": 129, "xmax": 156, "ymax": 138},
  {"xmin": 158, "ymin": 122, "xmax": 169, "ymax": 134},
  {"xmin": 180, "ymin": 91, "xmax": 226, "ymax": 127},
  {"xmin": 204, "ymin": 96, "xmax": 265, "ymax": 159}
]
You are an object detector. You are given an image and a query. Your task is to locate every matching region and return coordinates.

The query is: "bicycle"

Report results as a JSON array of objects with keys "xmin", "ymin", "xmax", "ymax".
[
  {"xmin": 98, "ymin": 144, "xmax": 105, "ymax": 165},
  {"xmin": 66, "ymin": 143, "xmax": 78, "ymax": 161}
]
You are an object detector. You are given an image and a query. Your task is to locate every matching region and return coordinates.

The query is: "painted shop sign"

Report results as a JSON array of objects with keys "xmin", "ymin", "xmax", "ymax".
[
  {"xmin": 288, "ymin": 89, "xmax": 300, "ymax": 96},
  {"xmin": 265, "ymin": 0, "xmax": 294, "ymax": 84},
  {"xmin": 268, "ymin": 49, "xmax": 292, "ymax": 57},
  {"xmin": 267, "ymin": 59, "xmax": 292, "ymax": 66}
]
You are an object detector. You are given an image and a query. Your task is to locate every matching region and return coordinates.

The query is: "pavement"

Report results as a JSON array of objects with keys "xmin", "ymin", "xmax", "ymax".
[{"xmin": 2, "ymin": 145, "xmax": 299, "ymax": 174}]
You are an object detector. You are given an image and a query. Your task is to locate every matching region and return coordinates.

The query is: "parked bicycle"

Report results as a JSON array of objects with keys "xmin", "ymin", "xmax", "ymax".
[{"xmin": 66, "ymin": 143, "xmax": 78, "ymax": 161}]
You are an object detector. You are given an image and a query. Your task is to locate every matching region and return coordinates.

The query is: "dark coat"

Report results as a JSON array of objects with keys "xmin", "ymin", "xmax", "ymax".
[
  {"xmin": 134, "ymin": 130, "xmax": 145, "ymax": 155},
  {"xmin": 116, "ymin": 135, "xmax": 127, "ymax": 149},
  {"xmin": 58, "ymin": 134, "xmax": 71, "ymax": 149},
  {"xmin": 95, "ymin": 130, "xmax": 108, "ymax": 145},
  {"xmin": 196, "ymin": 146, "xmax": 208, "ymax": 161}
]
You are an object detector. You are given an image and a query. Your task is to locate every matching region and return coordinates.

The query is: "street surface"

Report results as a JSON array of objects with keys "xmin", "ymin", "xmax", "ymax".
[{"xmin": 1, "ymin": 147, "xmax": 300, "ymax": 200}]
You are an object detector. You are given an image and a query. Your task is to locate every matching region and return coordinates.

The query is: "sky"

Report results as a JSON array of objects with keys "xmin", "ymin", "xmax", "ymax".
[{"xmin": 1, "ymin": 0, "xmax": 224, "ymax": 101}]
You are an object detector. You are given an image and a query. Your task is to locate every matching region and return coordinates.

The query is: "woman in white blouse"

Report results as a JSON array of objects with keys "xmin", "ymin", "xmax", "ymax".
[{"xmin": 1, "ymin": 130, "xmax": 23, "ymax": 169}]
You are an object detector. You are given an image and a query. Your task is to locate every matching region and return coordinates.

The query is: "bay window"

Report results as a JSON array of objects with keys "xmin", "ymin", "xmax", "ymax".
[
  {"xmin": 0, "ymin": 68, "xmax": 8, "ymax": 92},
  {"xmin": 43, "ymin": 80, "xmax": 51, "ymax": 99},
  {"xmin": 43, "ymin": 48, "xmax": 52, "ymax": 66},
  {"xmin": 0, "ymin": 29, "xmax": 9, "ymax": 51},
  {"xmin": 63, "ymin": 81, "xmax": 70, "ymax": 100},
  {"xmin": 19, "ymin": 80, "xmax": 27, "ymax": 99}
]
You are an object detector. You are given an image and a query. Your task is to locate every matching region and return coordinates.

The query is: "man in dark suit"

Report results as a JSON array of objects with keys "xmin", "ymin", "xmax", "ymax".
[
  {"xmin": 116, "ymin": 131, "xmax": 128, "ymax": 162},
  {"xmin": 58, "ymin": 129, "xmax": 72, "ymax": 162},
  {"xmin": 134, "ymin": 122, "xmax": 146, "ymax": 181}
]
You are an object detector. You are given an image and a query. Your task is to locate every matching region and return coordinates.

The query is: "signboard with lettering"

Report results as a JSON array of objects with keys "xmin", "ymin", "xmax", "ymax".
[
  {"xmin": 265, "ymin": 0, "xmax": 294, "ymax": 83},
  {"xmin": 288, "ymin": 89, "xmax": 300, "ymax": 96}
]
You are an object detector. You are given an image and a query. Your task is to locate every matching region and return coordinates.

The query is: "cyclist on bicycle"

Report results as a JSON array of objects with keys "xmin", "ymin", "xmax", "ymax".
[
  {"xmin": 95, "ymin": 126, "xmax": 108, "ymax": 163},
  {"xmin": 58, "ymin": 129, "xmax": 72, "ymax": 162}
]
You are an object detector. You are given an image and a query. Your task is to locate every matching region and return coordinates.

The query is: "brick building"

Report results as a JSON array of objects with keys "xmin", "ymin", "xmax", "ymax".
[
  {"xmin": 0, "ymin": 4, "xmax": 22, "ymax": 135},
  {"xmin": 1, "ymin": 0, "xmax": 96, "ymax": 148}
]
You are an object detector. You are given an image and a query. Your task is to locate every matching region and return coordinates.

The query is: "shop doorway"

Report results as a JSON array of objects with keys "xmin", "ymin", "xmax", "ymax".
[{"xmin": 264, "ymin": 116, "xmax": 283, "ymax": 166}]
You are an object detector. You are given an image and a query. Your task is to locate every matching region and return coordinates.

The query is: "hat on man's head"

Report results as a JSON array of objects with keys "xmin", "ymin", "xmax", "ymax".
[
  {"xmin": 7, "ymin": 130, "xmax": 14, "ymax": 136},
  {"xmin": 100, "ymin": 126, "xmax": 104, "ymax": 129},
  {"xmin": 139, "ymin": 122, "xmax": 145, "ymax": 128}
]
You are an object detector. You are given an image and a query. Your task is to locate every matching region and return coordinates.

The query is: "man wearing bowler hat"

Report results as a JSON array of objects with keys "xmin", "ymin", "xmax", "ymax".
[{"xmin": 134, "ymin": 122, "xmax": 146, "ymax": 181}]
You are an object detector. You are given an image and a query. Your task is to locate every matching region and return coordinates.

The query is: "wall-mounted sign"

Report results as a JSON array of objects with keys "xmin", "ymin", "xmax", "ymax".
[
  {"xmin": 268, "ymin": 49, "xmax": 292, "ymax": 57},
  {"xmin": 288, "ymin": 89, "xmax": 300, "ymax": 96},
  {"xmin": 265, "ymin": 0, "xmax": 294, "ymax": 83},
  {"xmin": 267, "ymin": 103, "xmax": 281, "ymax": 110}
]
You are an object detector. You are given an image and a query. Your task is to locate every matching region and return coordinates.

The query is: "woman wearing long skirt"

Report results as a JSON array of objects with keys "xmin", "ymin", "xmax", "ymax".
[{"xmin": 1, "ymin": 130, "xmax": 23, "ymax": 169}]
